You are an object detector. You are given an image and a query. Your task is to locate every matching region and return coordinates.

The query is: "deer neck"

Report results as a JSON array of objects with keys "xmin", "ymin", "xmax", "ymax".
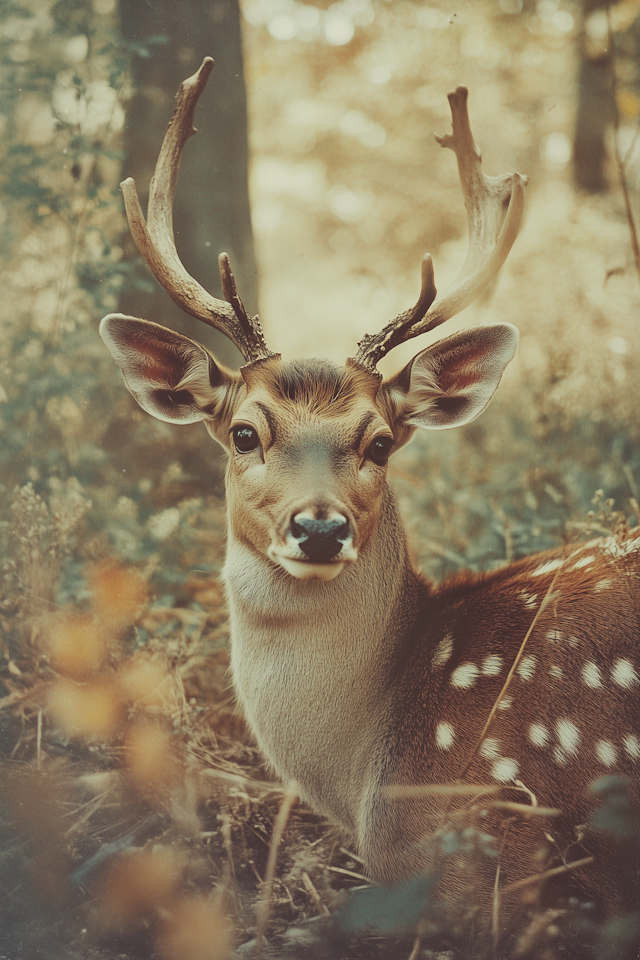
[{"xmin": 223, "ymin": 484, "xmax": 417, "ymax": 832}]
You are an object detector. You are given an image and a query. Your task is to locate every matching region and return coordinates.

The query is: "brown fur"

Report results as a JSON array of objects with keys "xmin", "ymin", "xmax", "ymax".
[{"xmin": 101, "ymin": 320, "xmax": 639, "ymax": 949}]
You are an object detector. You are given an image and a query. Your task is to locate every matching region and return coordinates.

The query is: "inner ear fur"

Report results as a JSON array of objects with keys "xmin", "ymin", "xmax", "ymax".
[
  {"xmin": 382, "ymin": 323, "xmax": 519, "ymax": 436},
  {"xmin": 100, "ymin": 314, "xmax": 241, "ymax": 428}
]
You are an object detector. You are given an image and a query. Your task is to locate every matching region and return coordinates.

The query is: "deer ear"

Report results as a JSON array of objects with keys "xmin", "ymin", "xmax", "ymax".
[
  {"xmin": 100, "ymin": 314, "xmax": 235, "ymax": 424},
  {"xmin": 386, "ymin": 323, "xmax": 518, "ymax": 431}
]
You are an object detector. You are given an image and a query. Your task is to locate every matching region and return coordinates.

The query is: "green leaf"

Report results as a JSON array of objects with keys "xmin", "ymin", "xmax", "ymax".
[{"xmin": 336, "ymin": 871, "xmax": 438, "ymax": 936}]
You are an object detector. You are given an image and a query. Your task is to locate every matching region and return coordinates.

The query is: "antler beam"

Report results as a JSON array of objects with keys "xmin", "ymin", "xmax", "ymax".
[
  {"xmin": 352, "ymin": 86, "xmax": 526, "ymax": 370},
  {"xmin": 120, "ymin": 57, "xmax": 274, "ymax": 364}
]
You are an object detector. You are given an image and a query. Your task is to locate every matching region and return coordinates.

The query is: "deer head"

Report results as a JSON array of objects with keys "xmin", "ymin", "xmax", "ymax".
[{"xmin": 101, "ymin": 59, "xmax": 525, "ymax": 582}]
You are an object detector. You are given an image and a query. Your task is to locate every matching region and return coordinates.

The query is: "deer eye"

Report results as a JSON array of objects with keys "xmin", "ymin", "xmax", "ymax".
[
  {"xmin": 232, "ymin": 426, "xmax": 260, "ymax": 453},
  {"xmin": 367, "ymin": 436, "xmax": 393, "ymax": 466}
]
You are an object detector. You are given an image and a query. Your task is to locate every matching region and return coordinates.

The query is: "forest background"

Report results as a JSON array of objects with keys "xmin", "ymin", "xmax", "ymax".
[{"xmin": 1, "ymin": 0, "xmax": 640, "ymax": 958}]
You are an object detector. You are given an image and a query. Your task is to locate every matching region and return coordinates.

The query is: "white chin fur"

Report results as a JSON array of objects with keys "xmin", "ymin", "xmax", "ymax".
[{"xmin": 276, "ymin": 557, "xmax": 345, "ymax": 581}]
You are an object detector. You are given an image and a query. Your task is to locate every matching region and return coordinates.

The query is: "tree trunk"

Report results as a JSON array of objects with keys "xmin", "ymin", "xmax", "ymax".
[
  {"xmin": 574, "ymin": 1, "xmax": 613, "ymax": 193},
  {"xmin": 118, "ymin": 0, "xmax": 256, "ymax": 367},
  {"xmin": 115, "ymin": 0, "xmax": 256, "ymax": 490}
]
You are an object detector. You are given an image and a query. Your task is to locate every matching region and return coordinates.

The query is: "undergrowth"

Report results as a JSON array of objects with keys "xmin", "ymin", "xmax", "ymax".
[{"xmin": 1, "ymin": 463, "xmax": 639, "ymax": 960}]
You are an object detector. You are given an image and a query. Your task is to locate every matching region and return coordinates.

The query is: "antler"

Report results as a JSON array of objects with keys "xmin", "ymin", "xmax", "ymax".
[
  {"xmin": 351, "ymin": 86, "xmax": 526, "ymax": 371},
  {"xmin": 120, "ymin": 57, "xmax": 275, "ymax": 364}
]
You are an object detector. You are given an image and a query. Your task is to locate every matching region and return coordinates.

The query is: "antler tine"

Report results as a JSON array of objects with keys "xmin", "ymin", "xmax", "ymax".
[
  {"xmin": 352, "ymin": 86, "xmax": 526, "ymax": 371},
  {"xmin": 120, "ymin": 57, "xmax": 275, "ymax": 364}
]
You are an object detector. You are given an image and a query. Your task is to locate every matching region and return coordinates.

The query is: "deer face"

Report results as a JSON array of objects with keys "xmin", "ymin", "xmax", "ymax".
[
  {"xmin": 100, "ymin": 315, "xmax": 518, "ymax": 582},
  {"xmin": 220, "ymin": 357, "xmax": 391, "ymax": 581}
]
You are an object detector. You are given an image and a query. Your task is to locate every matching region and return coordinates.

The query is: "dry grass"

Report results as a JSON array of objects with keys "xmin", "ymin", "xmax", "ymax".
[{"xmin": 0, "ymin": 464, "xmax": 636, "ymax": 960}]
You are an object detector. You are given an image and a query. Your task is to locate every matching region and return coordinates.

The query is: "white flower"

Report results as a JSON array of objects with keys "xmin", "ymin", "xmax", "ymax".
[{"xmin": 148, "ymin": 508, "xmax": 180, "ymax": 541}]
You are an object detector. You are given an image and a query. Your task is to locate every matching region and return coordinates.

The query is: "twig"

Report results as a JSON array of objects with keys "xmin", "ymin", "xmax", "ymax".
[
  {"xmin": 36, "ymin": 708, "xmax": 42, "ymax": 769},
  {"xmin": 326, "ymin": 865, "xmax": 372, "ymax": 883},
  {"xmin": 301, "ymin": 871, "xmax": 330, "ymax": 915},
  {"xmin": 491, "ymin": 825, "xmax": 511, "ymax": 957},
  {"xmin": 282, "ymin": 882, "xmax": 295, "ymax": 910},
  {"xmin": 219, "ymin": 810, "xmax": 240, "ymax": 917},
  {"xmin": 486, "ymin": 801, "xmax": 560, "ymax": 817},
  {"xmin": 503, "ymin": 855, "xmax": 594, "ymax": 894},
  {"xmin": 0, "ymin": 683, "xmax": 50, "ymax": 712},
  {"xmin": 458, "ymin": 557, "xmax": 565, "ymax": 780},
  {"xmin": 383, "ymin": 783, "xmax": 501, "ymax": 799},
  {"xmin": 491, "ymin": 857, "xmax": 501, "ymax": 956},
  {"xmin": 64, "ymin": 791, "xmax": 112, "ymax": 836},
  {"xmin": 254, "ymin": 781, "xmax": 298, "ymax": 958},
  {"xmin": 338, "ymin": 846, "xmax": 366, "ymax": 864},
  {"xmin": 200, "ymin": 767, "xmax": 285, "ymax": 793},
  {"xmin": 514, "ymin": 908, "xmax": 567, "ymax": 957},
  {"xmin": 408, "ymin": 936, "xmax": 422, "ymax": 960},
  {"xmin": 607, "ymin": 7, "xmax": 640, "ymax": 287}
]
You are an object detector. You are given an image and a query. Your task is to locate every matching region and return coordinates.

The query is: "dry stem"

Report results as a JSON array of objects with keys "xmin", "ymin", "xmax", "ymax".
[
  {"xmin": 503, "ymin": 855, "xmax": 595, "ymax": 894},
  {"xmin": 301, "ymin": 871, "xmax": 330, "ymax": 915},
  {"xmin": 457, "ymin": 556, "xmax": 566, "ymax": 780},
  {"xmin": 253, "ymin": 781, "xmax": 298, "ymax": 958},
  {"xmin": 606, "ymin": 7, "xmax": 640, "ymax": 286}
]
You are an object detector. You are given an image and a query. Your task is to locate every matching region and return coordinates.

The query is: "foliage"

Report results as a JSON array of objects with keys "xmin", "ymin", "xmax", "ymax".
[
  {"xmin": 589, "ymin": 777, "xmax": 640, "ymax": 960},
  {"xmin": 0, "ymin": 0, "xmax": 128, "ymax": 479}
]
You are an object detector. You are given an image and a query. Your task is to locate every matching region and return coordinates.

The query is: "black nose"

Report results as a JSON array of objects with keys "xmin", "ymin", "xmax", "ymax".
[{"xmin": 291, "ymin": 515, "xmax": 350, "ymax": 563}]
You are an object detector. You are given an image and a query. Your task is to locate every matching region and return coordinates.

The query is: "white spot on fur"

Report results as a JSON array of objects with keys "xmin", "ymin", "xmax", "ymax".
[
  {"xmin": 623, "ymin": 734, "xmax": 640, "ymax": 760},
  {"xmin": 530, "ymin": 558, "xmax": 563, "ymax": 577},
  {"xmin": 553, "ymin": 747, "xmax": 568, "ymax": 765},
  {"xmin": 451, "ymin": 663, "xmax": 480, "ymax": 688},
  {"xmin": 529, "ymin": 723, "xmax": 549, "ymax": 747},
  {"xmin": 482, "ymin": 655, "xmax": 502, "ymax": 676},
  {"xmin": 498, "ymin": 696, "xmax": 513, "ymax": 711},
  {"xmin": 611, "ymin": 659, "xmax": 639, "ymax": 689},
  {"xmin": 595, "ymin": 740, "xmax": 617, "ymax": 766},
  {"xmin": 549, "ymin": 665, "xmax": 563, "ymax": 680},
  {"xmin": 573, "ymin": 537, "xmax": 601, "ymax": 552},
  {"xmin": 568, "ymin": 635, "xmax": 580, "ymax": 647},
  {"xmin": 572, "ymin": 555, "xmax": 596, "ymax": 570},
  {"xmin": 546, "ymin": 629, "xmax": 563, "ymax": 643},
  {"xmin": 594, "ymin": 579, "xmax": 613, "ymax": 592},
  {"xmin": 435, "ymin": 722, "xmax": 455, "ymax": 750},
  {"xmin": 480, "ymin": 737, "xmax": 500, "ymax": 759},
  {"xmin": 432, "ymin": 633, "xmax": 454, "ymax": 669},
  {"xmin": 582, "ymin": 662, "xmax": 602, "ymax": 688},
  {"xmin": 517, "ymin": 656, "xmax": 537, "ymax": 681},
  {"xmin": 520, "ymin": 591, "xmax": 538, "ymax": 609},
  {"xmin": 492, "ymin": 758, "xmax": 519, "ymax": 782},
  {"xmin": 600, "ymin": 534, "xmax": 640, "ymax": 558},
  {"xmin": 556, "ymin": 719, "xmax": 580, "ymax": 757}
]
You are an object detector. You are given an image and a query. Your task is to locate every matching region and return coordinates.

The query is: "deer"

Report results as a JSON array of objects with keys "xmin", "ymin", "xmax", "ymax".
[{"xmin": 100, "ymin": 59, "xmax": 640, "ymax": 949}]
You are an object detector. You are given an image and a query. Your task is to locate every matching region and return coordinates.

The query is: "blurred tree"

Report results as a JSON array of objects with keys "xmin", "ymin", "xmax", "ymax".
[
  {"xmin": 118, "ymin": 0, "xmax": 256, "ymax": 367},
  {"xmin": 574, "ymin": 0, "xmax": 613, "ymax": 192},
  {"xmin": 115, "ymin": 0, "xmax": 257, "ymax": 484}
]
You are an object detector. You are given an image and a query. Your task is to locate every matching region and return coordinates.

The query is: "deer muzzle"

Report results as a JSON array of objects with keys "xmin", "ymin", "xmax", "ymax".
[{"xmin": 268, "ymin": 505, "xmax": 358, "ymax": 581}]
